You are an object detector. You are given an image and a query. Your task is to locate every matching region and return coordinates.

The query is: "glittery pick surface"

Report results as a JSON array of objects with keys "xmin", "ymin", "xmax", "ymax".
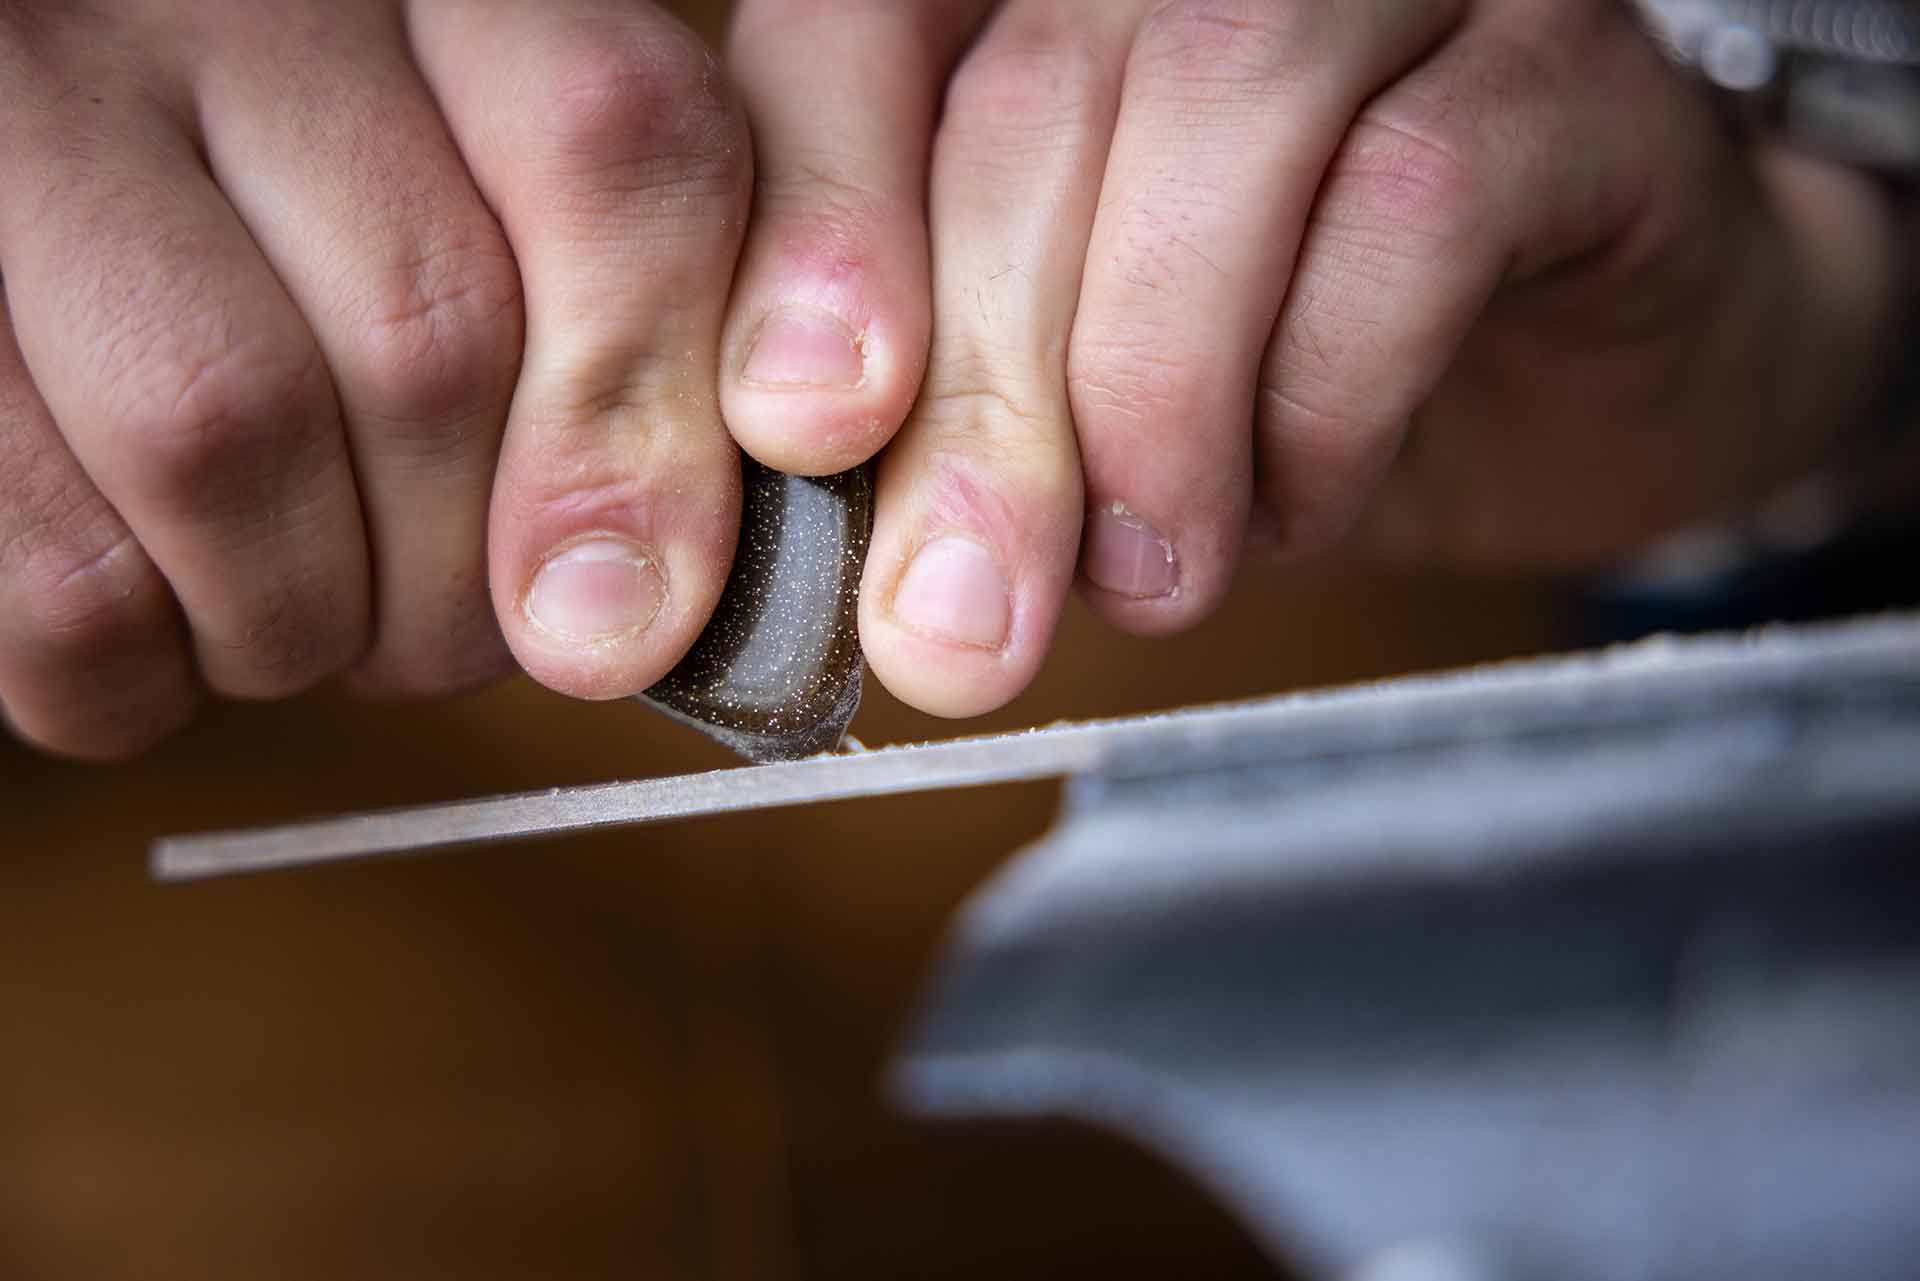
[{"xmin": 637, "ymin": 459, "xmax": 872, "ymax": 762}]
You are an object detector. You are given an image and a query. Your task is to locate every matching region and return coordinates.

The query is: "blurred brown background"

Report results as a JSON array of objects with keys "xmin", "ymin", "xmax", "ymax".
[{"xmin": 0, "ymin": 3, "xmax": 1565, "ymax": 1278}]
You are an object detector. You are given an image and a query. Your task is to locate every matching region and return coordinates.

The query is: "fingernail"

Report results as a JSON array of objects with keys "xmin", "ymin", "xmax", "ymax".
[
  {"xmin": 526, "ymin": 539, "xmax": 666, "ymax": 644},
  {"xmin": 891, "ymin": 536, "xmax": 1011, "ymax": 649},
  {"xmin": 1083, "ymin": 502, "xmax": 1179, "ymax": 599},
  {"xmin": 741, "ymin": 307, "xmax": 865, "ymax": 389}
]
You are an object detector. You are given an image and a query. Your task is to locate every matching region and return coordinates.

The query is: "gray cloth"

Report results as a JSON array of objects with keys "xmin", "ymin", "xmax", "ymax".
[{"xmin": 892, "ymin": 616, "xmax": 1920, "ymax": 1281}]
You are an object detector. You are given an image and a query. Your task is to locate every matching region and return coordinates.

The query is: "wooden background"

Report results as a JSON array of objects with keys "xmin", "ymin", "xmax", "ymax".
[{"xmin": 0, "ymin": 3, "xmax": 1563, "ymax": 1276}]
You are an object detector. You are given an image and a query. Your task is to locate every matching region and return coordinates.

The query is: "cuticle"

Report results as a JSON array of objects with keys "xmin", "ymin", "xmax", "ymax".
[{"xmin": 739, "ymin": 304, "xmax": 872, "ymax": 392}]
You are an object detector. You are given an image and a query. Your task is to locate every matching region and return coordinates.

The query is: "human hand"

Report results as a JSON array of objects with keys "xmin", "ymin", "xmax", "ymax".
[
  {"xmin": 717, "ymin": 0, "xmax": 1901, "ymax": 717},
  {"xmin": 0, "ymin": 0, "xmax": 761, "ymax": 759}
]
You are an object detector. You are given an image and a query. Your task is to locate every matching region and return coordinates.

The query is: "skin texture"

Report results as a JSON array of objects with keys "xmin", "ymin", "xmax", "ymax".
[
  {"xmin": 0, "ymin": 0, "xmax": 752, "ymax": 758},
  {"xmin": 721, "ymin": 0, "xmax": 1901, "ymax": 719},
  {"xmin": 0, "ymin": 0, "xmax": 1903, "ymax": 759}
]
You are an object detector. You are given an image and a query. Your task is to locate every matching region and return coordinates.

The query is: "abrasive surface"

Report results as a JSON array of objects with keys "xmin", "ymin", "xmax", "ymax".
[{"xmin": 639, "ymin": 459, "xmax": 872, "ymax": 761}]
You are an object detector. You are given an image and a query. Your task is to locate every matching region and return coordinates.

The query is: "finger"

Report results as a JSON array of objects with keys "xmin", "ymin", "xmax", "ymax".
[
  {"xmin": 0, "ymin": 291, "xmax": 199, "ymax": 760},
  {"xmin": 195, "ymin": 2, "xmax": 524, "ymax": 696},
  {"xmin": 1255, "ymin": 1, "xmax": 1662, "ymax": 560},
  {"xmin": 859, "ymin": 2, "xmax": 1142, "ymax": 718},
  {"xmin": 412, "ymin": 0, "xmax": 753, "ymax": 700},
  {"xmin": 0, "ymin": 95, "xmax": 371, "ymax": 699},
  {"xmin": 1065, "ymin": 0, "xmax": 1464, "ymax": 632},
  {"xmin": 720, "ymin": 0, "xmax": 991, "ymax": 474}
]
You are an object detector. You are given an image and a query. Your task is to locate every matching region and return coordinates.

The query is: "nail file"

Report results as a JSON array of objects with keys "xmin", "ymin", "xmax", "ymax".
[
  {"xmin": 152, "ymin": 713, "xmax": 1119, "ymax": 882},
  {"xmin": 150, "ymin": 691, "xmax": 1325, "ymax": 882},
  {"xmin": 149, "ymin": 611, "xmax": 1920, "ymax": 882}
]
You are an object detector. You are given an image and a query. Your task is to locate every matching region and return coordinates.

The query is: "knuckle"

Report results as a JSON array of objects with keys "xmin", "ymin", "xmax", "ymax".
[
  {"xmin": 349, "ymin": 236, "xmax": 524, "ymax": 436},
  {"xmin": 112, "ymin": 335, "xmax": 334, "ymax": 498},
  {"xmin": 211, "ymin": 568, "xmax": 364, "ymax": 699},
  {"xmin": 527, "ymin": 22, "xmax": 748, "ymax": 193},
  {"xmin": 493, "ymin": 464, "xmax": 650, "ymax": 534},
  {"xmin": 353, "ymin": 600, "xmax": 510, "ymax": 701},
  {"xmin": 1106, "ymin": 186, "xmax": 1242, "ymax": 300},
  {"xmin": 0, "ymin": 681, "xmax": 184, "ymax": 763},
  {"xmin": 1323, "ymin": 113, "xmax": 1485, "ymax": 254},
  {"xmin": 1255, "ymin": 378, "xmax": 1402, "ymax": 549},
  {"xmin": 916, "ymin": 366, "xmax": 1080, "ymax": 508},
  {"xmin": 945, "ymin": 27, "xmax": 1115, "ymax": 155},
  {"xmin": 1132, "ymin": 0, "xmax": 1322, "ymax": 91},
  {"xmin": 751, "ymin": 153, "xmax": 901, "ymax": 303},
  {"xmin": 0, "ymin": 8, "xmax": 97, "ymax": 85},
  {"xmin": 11, "ymin": 529, "xmax": 159, "ymax": 662},
  {"xmin": 1259, "ymin": 370, "xmax": 1366, "ymax": 441},
  {"xmin": 923, "ymin": 350, "xmax": 1056, "ymax": 440},
  {"xmin": 0, "ymin": 533, "xmax": 194, "ymax": 760},
  {"xmin": 9, "ymin": 716, "xmax": 154, "ymax": 765},
  {"xmin": 759, "ymin": 150, "xmax": 896, "ymax": 238},
  {"xmin": 1067, "ymin": 331, "xmax": 1196, "ymax": 436}
]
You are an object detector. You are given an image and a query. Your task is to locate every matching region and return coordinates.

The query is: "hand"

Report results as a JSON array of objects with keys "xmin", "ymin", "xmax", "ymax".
[
  {"xmin": 0, "ymin": 0, "xmax": 755, "ymax": 758},
  {"xmin": 717, "ymin": 0, "xmax": 1902, "ymax": 717}
]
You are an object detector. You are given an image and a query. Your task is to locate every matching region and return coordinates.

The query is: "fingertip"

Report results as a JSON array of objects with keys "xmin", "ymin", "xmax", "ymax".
[
  {"xmin": 1076, "ymin": 498, "xmax": 1187, "ymax": 636},
  {"xmin": 490, "ymin": 460, "xmax": 742, "ymax": 703},
  {"xmin": 191, "ymin": 560, "xmax": 373, "ymax": 703},
  {"xmin": 861, "ymin": 523, "xmax": 1031, "ymax": 719},
  {"xmin": 738, "ymin": 306, "xmax": 867, "ymax": 393},
  {"xmin": 342, "ymin": 620, "xmax": 516, "ymax": 702},
  {"xmin": 6, "ymin": 703, "xmax": 194, "ymax": 765},
  {"xmin": 0, "ymin": 656, "xmax": 200, "ymax": 762},
  {"xmin": 0, "ymin": 613, "xmax": 202, "ymax": 764},
  {"xmin": 1067, "ymin": 484, "xmax": 1247, "ymax": 637},
  {"xmin": 861, "ymin": 571, "xmax": 1024, "ymax": 721},
  {"xmin": 858, "ymin": 454, "xmax": 1080, "ymax": 721},
  {"xmin": 723, "ymin": 254, "xmax": 928, "ymax": 477},
  {"xmin": 1253, "ymin": 383, "xmax": 1419, "ymax": 567},
  {"xmin": 506, "ymin": 539, "xmax": 676, "ymax": 701}
]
